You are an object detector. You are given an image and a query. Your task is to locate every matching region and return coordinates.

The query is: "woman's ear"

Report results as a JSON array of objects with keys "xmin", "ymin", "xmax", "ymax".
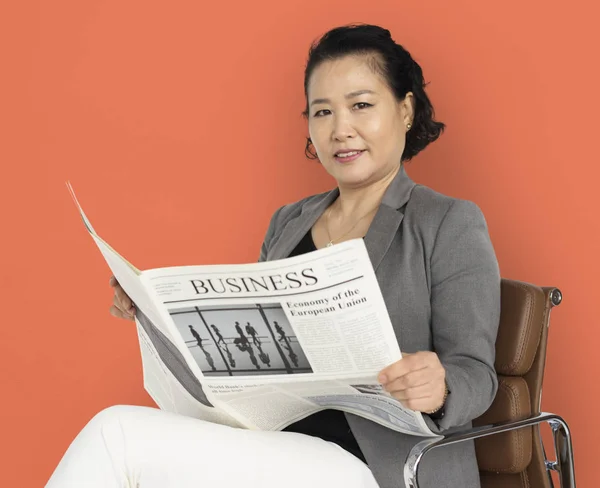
[{"xmin": 400, "ymin": 92, "xmax": 416, "ymax": 123}]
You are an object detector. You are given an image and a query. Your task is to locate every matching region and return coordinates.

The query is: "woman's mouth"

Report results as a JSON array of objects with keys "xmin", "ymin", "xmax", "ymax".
[{"xmin": 334, "ymin": 150, "xmax": 365, "ymax": 163}]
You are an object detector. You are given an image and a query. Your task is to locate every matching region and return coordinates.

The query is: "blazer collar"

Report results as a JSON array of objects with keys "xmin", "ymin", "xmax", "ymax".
[
  {"xmin": 269, "ymin": 165, "xmax": 416, "ymax": 271},
  {"xmin": 379, "ymin": 164, "xmax": 417, "ymax": 211}
]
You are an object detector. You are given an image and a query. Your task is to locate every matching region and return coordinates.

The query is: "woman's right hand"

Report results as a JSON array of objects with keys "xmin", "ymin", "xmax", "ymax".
[{"xmin": 109, "ymin": 276, "xmax": 136, "ymax": 321}]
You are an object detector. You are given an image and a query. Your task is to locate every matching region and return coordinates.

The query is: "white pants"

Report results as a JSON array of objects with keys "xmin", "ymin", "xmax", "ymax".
[{"xmin": 46, "ymin": 405, "xmax": 380, "ymax": 488}]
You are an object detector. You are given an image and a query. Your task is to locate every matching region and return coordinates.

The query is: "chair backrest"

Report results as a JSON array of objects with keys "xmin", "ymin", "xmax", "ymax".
[{"xmin": 473, "ymin": 279, "xmax": 562, "ymax": 488}]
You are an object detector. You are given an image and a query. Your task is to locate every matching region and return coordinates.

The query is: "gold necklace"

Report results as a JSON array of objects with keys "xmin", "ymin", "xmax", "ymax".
[{"xmin": 325, "ymin": 205, "xmax": 378, "ymax": 247}]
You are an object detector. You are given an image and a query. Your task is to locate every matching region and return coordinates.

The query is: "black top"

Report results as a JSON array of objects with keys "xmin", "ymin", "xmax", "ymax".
[{"xmin": 282, "ymin": 230, "xmax": 367, "ymax": 464}]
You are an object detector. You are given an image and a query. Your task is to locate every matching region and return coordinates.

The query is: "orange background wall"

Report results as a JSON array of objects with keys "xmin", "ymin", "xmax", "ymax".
[{"xmin": 2, "ymin": 0, "xmax": 598, "ymax": 486}]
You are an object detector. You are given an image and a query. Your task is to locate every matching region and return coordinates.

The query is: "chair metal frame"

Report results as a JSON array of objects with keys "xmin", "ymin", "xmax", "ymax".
[
  {"xmin": 403, "ymin": 413, "xmax": 576, "ymax": 488},
  {"xmin": 403, "ymin": 286, "xmax": 576, "ymax": 488}
]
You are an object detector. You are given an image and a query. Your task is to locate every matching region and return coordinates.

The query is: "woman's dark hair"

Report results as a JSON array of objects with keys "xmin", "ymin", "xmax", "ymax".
[{"xmin": 302, "ymin": 24, "xmax": 445, "ymax": 163}]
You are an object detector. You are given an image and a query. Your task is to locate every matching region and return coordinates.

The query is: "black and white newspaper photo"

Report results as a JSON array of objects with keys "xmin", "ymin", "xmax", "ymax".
[{"xmin": 168, "ymin": 303, "xmax": 313, "ymax": 376}]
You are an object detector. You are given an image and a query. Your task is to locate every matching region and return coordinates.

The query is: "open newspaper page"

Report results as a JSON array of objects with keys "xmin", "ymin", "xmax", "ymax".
[
  {"xmin": 69, "ymin": 183, "xmax": 436, "ymax": 437},
  {"xmin": 140, "ymin": 241, "xmax": 436, "ymax": 437}
]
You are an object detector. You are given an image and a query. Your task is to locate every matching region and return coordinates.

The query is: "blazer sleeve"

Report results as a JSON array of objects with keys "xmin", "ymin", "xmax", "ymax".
[
  {"xmin": 429, "ymin": 199, "xmax": 501, "ymax": 430},
  {"xmin": 258, "ymin": 205, "xmax": 285, "ymax": 262}
]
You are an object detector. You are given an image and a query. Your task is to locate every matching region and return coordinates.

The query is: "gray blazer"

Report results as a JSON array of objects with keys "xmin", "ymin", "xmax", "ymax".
[{"xmin": 259, "ymin": 166, "xmax": 501, "ymax": 488}]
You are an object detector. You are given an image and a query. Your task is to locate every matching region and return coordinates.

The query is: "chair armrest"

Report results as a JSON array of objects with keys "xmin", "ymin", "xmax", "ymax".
[{"xmin": 403, "ymin": 412, "xmax": 576, "ymax": 488}]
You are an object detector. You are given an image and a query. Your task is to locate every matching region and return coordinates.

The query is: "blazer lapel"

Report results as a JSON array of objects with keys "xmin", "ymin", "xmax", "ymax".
[
  {"xmin": 363, "ymin": 166, "xmax": 416, "ymax": 271},
  {"xmin": 268, "ymin": 189, "xmax": 339, "ymax": 261},
  {"xmin": 363, "ymin": 205, "xmax": 405, "ymax": 272}
]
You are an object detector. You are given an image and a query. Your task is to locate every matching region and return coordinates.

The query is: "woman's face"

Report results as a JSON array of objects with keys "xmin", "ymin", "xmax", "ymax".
[{"xmin": 307, "ymin": 55, "xmax": 414, "ymax": 189}]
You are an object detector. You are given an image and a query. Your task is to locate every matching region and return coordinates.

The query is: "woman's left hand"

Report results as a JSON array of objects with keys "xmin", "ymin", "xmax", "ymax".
[{"xmin": 378, "ymin": 352, "xmax": 447, "ymax": 413}]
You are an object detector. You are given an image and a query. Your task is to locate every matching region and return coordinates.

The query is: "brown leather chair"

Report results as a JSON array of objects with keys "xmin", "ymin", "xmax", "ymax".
[{"xmin": 403, "ymin": 279, "xmax": 576, "ymax": 488}]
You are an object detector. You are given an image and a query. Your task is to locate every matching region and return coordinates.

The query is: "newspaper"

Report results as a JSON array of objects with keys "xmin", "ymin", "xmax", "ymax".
[{"xmin": 68, "ymin": 183, "xmax": 437, "ymax": 437}]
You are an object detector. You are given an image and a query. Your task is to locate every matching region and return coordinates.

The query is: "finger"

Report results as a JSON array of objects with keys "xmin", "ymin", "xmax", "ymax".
[
  {"xmin": 402, "ymin": 352, "xmax": 438, "ymax": 370},
  {"xmin": 114, "ymin": 287, "xmax": 134, "ymax": 312},
  {"xmin": 383, "ymin": 369, "xmax": 435, "ymax": 392},
  {"xmin": 109, "ymin": 277, "xmax": 134, "ymax": 311},
  {"xmin": 379, "ymin": 359, "xmax": 428, "ymax": 384},
  {"xmin": 113, "ymin": 294, "xmax": 135, "ymax": 317},
  {"xmin": 389, "ymin": 383, "xmax": 436, "ymax": 402},
  {"xmin": 109, "ymin": 304, "xmax": 124, "ymax": 318},
  {"xmin": 379, "ymin": 351, "xmax": 442, "ymax": 383},
  {"xmin": 379, "ymin": 361, "xmax": 409, "ymax": 383},
  {"xmin": 379, "ymin": 355, "xmax": 423, "ymax": 380},
  {"xmin": 112, "ymin": 295, "xmax": 126, "ymax": 315},
  {"xmin": 398, "ymin": 397, "xmax": 438, "ymax": 413},
  {"xmin": 110, "ymin": 305, "xmax": 134, "ymax": 321}
]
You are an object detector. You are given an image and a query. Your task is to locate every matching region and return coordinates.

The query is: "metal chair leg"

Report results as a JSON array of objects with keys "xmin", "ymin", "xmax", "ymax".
[{"xmin": 547, "ymin": 417, "xmax": 576, "ymax": 487}]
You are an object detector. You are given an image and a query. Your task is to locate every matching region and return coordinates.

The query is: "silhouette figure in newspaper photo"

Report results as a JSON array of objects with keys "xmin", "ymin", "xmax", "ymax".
[
  {"xmin": 211, "ymin": 324, "xmax": 226, "ymax": 347},
  {"xmin": 188, "ymin": 325, "xmax": 216, "ymax": 372},
  {"xmin": 210, "ymin": 324, "xmax": 236, "ymax": 368},
  {"xmin": 274, "ymin": 321, "xmax": 299, "ymax": 367},
  {"xmin": 245, "ymin": 321, "xmax": 271, "ymax": 367},
  {"xmin": 233, "ymin": 322, "xmax": 261, "ymax": 370},
  {"xmin": 245, "ymin": 322, "xmax": 261, "ymax": 347}
]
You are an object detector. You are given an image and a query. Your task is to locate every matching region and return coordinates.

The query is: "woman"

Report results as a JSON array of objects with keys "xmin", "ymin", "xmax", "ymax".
[{"xmin": 47, "ymin": 24, "xmax": 500, "ymax": 488}]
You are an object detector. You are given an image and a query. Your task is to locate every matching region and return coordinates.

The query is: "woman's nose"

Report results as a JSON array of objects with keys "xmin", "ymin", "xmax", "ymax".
[{"xmin": 331, "ymin": 115, "xmax": 356, "ymax": 140}]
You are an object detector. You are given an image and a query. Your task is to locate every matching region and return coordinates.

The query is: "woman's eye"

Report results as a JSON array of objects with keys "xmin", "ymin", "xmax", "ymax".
[{"xmin": 313, "ymin": 104, "xmax": 370, "ymax": 117}]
